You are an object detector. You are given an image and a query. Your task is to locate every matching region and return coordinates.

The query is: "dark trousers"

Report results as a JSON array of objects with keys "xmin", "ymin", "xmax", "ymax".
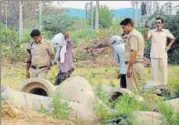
[
  {"xmin": 54, "ymin": 68, "xmax": 74, "ymax": 85},
  {"xmin": 120, "ymin": 74, "xmax": 127, "ymax": 88}
]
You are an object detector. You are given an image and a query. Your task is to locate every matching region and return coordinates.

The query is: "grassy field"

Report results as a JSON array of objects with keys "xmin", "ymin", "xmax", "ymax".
[
  {"xmin": 2, "ymin": 64, "xmax": 179, "ymax": 124},
  {"xmin": 2, "ymin": 63, "xmax": 179, "ymax": 90}
]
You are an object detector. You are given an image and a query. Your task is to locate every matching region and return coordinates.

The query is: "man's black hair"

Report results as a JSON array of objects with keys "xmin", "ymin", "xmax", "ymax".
[
  {"xmin": 120, "ymin": 18, "xmax": 134, "ymax": 27},
  {"xmin": 30, "ymin": 29, "xmax": 41, "ymax": 37},
  {"xmin": 156, "ymin": 17, "xmax": 164, "ymax": 23}
]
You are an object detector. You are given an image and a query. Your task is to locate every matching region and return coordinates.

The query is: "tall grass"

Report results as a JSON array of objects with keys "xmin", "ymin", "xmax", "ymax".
[{"xmin": 158, "ymin": 101, "xmax": 179, "ymax": 125}]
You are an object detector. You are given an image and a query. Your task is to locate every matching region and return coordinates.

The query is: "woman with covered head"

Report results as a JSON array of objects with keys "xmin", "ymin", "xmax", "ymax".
[{"xmin": 52, "ymin": 32, "xmax": 75, "ymax": 85}]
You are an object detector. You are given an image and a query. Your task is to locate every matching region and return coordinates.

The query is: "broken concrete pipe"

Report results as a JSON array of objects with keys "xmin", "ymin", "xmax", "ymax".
[
  {"xmin": 2, "ymin": 86, "xmax": 53, "ymax": 110},
  {"xmin": 133, "ymin": 111, "xmax": 167, "ymax": 125},
  {"xmin": 18, "ymin": 78, "xmax": 56, "ymax": 97},
  {"xmin": 100, "ymin": 85, "xmax": 145, "ymax": 102},
  {"xmin": 164, "ymin": 98, "xmax": 179, "ymax": 113},
  {"xmin": 5, "ymin": 76, "xmax": 100, "ymax": 124}
]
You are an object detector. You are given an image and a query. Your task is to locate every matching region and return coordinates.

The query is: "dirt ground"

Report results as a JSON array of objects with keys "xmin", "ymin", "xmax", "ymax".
[{"xmin": 1, "ymin": 105, "xmax": 70, "ymax": 125}]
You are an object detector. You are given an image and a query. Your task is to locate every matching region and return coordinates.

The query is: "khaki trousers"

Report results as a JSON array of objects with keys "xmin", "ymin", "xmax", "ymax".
[
  {"xmin": 30, "ymin": 67, "xmax": 49, "ymax": 79},
  {"xmin": 151, "ymin": 58, "xmax": 168, "ymax": 85},
  {"xmin": 126, "ymin": 63, "xmax": 144, "ymax": 92}
]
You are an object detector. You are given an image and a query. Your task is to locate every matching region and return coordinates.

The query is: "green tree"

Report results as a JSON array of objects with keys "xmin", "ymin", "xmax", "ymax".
[
  {"xmin": 164, "ymin": 15, "xmax": 179, "ymax": 64},
  {"xmin": 88, "ymin": 5, "xmax": 114, "ymax": 29},
  {"xmin": 42, "ymin": 13, "xmax": 74, "ymax": 37},
  {"xmin": 99, "ymin": 6, "xmax": 114, "ymax": 28}
]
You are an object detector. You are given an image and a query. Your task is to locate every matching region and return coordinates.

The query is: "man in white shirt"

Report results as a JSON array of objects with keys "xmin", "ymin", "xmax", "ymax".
[{"xmin": 144, "ymin": 17, "xmax": 175, "ymax": 85}]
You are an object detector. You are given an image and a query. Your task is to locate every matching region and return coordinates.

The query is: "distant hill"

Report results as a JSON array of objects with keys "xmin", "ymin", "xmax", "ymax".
[
  {"xmin": 64, "ymin": 8, "xmax": 86, "ymax": 18},
  {"xmin": 113, "ymin": 8, "xmax": 140, "ymax": 19},
  {"xmin": 64, "ymin": 8, "xmax": 140, "ymax": 20}
]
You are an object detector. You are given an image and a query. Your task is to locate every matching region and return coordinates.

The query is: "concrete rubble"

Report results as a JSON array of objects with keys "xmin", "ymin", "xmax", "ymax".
[
  {"xmin": 1, "ymin": 77, "xmax": 177, "ymax": 125},
  {"xmin": 133, "ymin": 111, "xmax": 166, "ymax": 125},
  {"xmin": 100, "ymin": 85, "xmax": 145, "ymax": 102},
  {"xmin": 2, "ymin": 76, "xmax": 99, "ymax": 124},
  {"xmin": 165, "ymin": 98, "xmax": 179, "ymax": 113}
]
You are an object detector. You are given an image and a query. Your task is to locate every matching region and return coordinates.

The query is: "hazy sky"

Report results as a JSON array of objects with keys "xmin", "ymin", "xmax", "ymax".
[
  {"xmin": 61, "ymin": 1, "xmax": 131, "ymax": 9},
  {"xmin": 52, "ymin": 1, "xmax": 179, "ymax": 9}
]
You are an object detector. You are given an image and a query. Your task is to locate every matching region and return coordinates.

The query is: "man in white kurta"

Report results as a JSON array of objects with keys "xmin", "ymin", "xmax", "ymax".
[{"xmin": 145, "ymin": 17, "xmax": 175, "ymax": 85}]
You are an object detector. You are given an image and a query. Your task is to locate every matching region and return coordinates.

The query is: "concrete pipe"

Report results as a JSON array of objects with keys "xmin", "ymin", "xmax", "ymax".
[
  {"xmin": 2, "ymin": 86, "xmax": 98, "ymax": 124},
  {"xmin": 133, "ymin": 111, "xmax": 166, "ymax": 125},
  {"xmin": 54, "ymin": 76, "xmax": 97, "ymax": 104},
  {"xmin": 18, "ymin": 78, "xmax": 56, "ymax": 97},
  {"xmin": 109, "ymin": 87, "xmax": 145, "ymax": 102},
  {"xmin": 2, "ymin": 86, "xmax": 53, "ymax": 110},
  {"xmin": 165, "ymin": 98, "xmax": 179, "ymax": 113}
]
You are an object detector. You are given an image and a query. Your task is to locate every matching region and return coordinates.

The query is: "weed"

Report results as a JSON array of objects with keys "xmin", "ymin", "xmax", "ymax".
[
  {"xmin": 158, "ymin": 101, "xmax": 179, "ymax": 125},
  {"xmin": 168, "ymin": 78, "xmax": 179, "ymax": 98},
  {"xmin": 52, "ymin": 96, "xmax": 71, "ymax": 120},
  {"xmin": 37, "ymin": 96, "xmax": 71, "ymax": 120}
]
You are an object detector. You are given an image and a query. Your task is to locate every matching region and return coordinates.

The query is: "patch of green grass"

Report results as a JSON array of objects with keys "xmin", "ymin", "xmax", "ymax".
[
  {"xmin": 114, "ymin": 94, "xmax": 150, "ymax": 117},
  {"xmin": 51, "ymin": 96, "xmax": 71, "ymax": 120},
  {"xmin": 158, "ymin": 101, "xmax": 179, "ymax": 125},
  {"xmin": 95, "ymin": 93, "xmax": 151, "ymax": 124},
  {"xmin": 37, "ymin": 96, "xmax": 71, "ymax": 120},
  {"xmin": 168, "ymin": 78, "xmax": 179, "ymax": 98}
]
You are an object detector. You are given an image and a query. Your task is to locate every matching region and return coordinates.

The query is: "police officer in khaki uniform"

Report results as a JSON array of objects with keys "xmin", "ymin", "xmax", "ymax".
[
  {"xmin": 144, "ymin": 17, "xmax": 175, "ymax": 86},
  {"xmin": 26, "ymin": 29, "xmax": 55, "ymax": 79},
  {"xmin": 120, "ymin": 18, "xmax": 145, "ymax": 92}
]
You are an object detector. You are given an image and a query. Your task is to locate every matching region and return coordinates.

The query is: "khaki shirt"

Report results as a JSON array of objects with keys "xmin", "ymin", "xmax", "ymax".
[
  {"xmin": 27, "ymin": 39, "xmax": 54, "ymax": 67},
  {"xmin": 125, "ymin": 28, "xmax": 144, "ymax": 61},
  {"xmin": 148, "ymin": 29, "xmax": 175, "ymax": 58}
]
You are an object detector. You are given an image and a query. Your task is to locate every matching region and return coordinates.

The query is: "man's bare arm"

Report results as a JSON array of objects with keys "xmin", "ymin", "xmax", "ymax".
[
  {"xmin": 25, "ymin": 55, "xmax": 31, "ymax": 78},
  {"xmin": 26, "ymin": 55, "xmax": 31, "ymax": 71},
  {"xmin": 50, "ymin": 54, "xmax": 55, "ymax": 60},
  {"xmin": 144, "ymin": 28, "xmax": 150, "ymax": 41},
  {"xmin": 128, "ymin": 50, "xmax": 137, "ymax": 71},
  {"xmin": 167, "ymin": 38, "xmax": 175, "ymax": 51}
]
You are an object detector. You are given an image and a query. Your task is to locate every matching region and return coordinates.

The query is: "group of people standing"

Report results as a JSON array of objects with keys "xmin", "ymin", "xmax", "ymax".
[
  {"xmin": 26, "ymin": 30, "xmax": 74, "ymax": 85},
  {"xmin": 110, "ymin": 17, "xmax": 175, "ymax": 92},
  {"xmin": 25, "ymin": 17, "xmax": 175, "ymax": 91}
]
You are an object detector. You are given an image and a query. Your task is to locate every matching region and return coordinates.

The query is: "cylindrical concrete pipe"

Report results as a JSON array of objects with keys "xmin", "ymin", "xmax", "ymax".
[
  {"xmin": 2, "ymin": 86, "xmax": 53, "ymax": 110},
  {"xmin": 108, "ymin": 87, "xmax": 145, "ymax": 102},
  {"xmin": 17, "ymin": 76, "xmax": 99, "ymax": 123},
  {"xmin": 165, "ymin": 98, "xmax": 179, "ymax": 113},
  {"xmin": 18, "ymin": 78, "xmax": 56, "ymax": 96},
  {"xmin": 133, "ymin": 111, "xmax": 166, "ymax": 125}
]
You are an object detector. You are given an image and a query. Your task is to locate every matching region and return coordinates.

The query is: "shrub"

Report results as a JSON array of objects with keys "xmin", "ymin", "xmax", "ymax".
[
  {"xmin": 164, "ymin": 16, "xmax": 179, "ymax": 64},
  {"xmin": 42, "ymin": 13, "xmax": 74, "ymax": 38},
  {"xmin": 52, "ymin": 96, "xmax": 71, "ymax": 120},
  {"xmin": 158, "ymin": 101, "xmax": 179, "ymax": 125},
  {"xmin": 1, "ymin": 26, "xmax": 27, "ymax": 62},
  {"xmin": 70, "ymin": 29, "xmax": 98, "ymax": 46}
]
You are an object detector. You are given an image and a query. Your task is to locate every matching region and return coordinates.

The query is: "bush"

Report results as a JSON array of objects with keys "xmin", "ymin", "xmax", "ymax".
[
  {"xmin": 52, "ymin": 96, "xmax": 71, "ymax": 120},
  {"xmin": 1, "ymin": 26, "xmax": 27, "ymax": 62},
  {"xmin": 21, "ymin": 29, "xmax": 31, "ymax": 43},
  {"xmin": 42, "ymin": 13, "xmax": 74, "ymax": 38},
  {"xmin": 158, "ymin": 101, "xmax": 179, "ymax": 125},
  {"xmin": 70, "ymin": 29, "xmax": 98, "ymax": 46},
  {"xmin": 74, "ymin": 49, "xmax": 94, "ymax": 61},
  {"xmin": 164, "ymin": 16, "xmax": 179, "ymax": 64}
]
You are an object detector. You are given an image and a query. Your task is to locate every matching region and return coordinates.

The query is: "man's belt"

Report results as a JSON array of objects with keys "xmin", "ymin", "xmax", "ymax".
[
  {"xmin": 125, "ymin": 61, "xmax": 144, "ymax": 65},
  {"xmin": 31, "ymin": 65, "xmax": 48, "ymax": 69}
]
